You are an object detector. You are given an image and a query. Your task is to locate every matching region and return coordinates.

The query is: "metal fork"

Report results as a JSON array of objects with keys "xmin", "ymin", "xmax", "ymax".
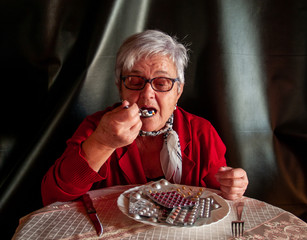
[{"xmin": 232, "ymin": 201, "xmax": 244, "ymax": 238}]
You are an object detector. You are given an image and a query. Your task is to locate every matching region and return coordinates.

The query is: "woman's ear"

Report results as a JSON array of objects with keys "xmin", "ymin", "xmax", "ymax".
[{"xmin": 176, "ymin": 83, "xmax": 184, "ymax": 100}]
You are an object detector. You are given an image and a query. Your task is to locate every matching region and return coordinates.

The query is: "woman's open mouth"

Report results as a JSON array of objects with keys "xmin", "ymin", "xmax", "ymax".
[{"xmin": 139, "ymin": 108, "xmax": 157, "ymax": 118}]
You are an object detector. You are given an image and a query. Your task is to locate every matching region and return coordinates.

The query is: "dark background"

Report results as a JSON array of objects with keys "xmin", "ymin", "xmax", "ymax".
[{"xmin": 1, "ymin": 0, "xmax": 306, "ymax": 239}]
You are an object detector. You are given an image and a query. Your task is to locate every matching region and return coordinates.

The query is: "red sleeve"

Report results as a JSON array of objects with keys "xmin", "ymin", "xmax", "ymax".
[{"xmin": 41, "ymin": 112, "xmax": 106, "ymax": 206}]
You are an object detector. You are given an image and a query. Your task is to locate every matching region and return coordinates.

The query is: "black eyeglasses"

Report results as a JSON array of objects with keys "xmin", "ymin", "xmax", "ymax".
[{"xmin": 120, "ymin": 75, "xmax": 179, "ymax": 92}]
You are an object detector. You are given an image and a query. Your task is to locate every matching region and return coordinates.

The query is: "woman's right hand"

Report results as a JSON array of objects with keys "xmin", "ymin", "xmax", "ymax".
[
  {"xmin": 81, "ymin": 100, "xmax": 142, "ymax": 171},
  {"xmin": 93, "ymin": 100, "xmax": 142, "ymax": 149}
]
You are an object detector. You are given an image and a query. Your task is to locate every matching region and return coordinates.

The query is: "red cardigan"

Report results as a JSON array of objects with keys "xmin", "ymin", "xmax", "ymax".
[{"xmin": 41, "ymin": 106, "xmax": 227, "ymax": 206}]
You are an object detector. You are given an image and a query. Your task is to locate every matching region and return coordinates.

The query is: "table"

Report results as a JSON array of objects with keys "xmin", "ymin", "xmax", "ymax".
[{"xmin": 12, "ymin": 184, "xmax": 307, "ymax": 240}]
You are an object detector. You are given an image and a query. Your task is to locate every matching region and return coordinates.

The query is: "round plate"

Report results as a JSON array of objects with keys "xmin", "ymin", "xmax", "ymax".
[{"xmin": 117, "ymin": 184, "xmax": 230, "ymax": 228}]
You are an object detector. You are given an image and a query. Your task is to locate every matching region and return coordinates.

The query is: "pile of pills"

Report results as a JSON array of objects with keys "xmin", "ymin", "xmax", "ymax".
[
  {"xmin": 147, "ymin": 191, "xmax": 196, "ymax": 208},
  {"xmin": 128, "ymin": 179, "xmax": 221, "ymax": 227},
  {"xmin": 166, "ymin": 207, "xmax": 190, "ymax": 225},
  {"xmin": 164, "ymin": 197, "xmax": 221, "ymax": 226}
]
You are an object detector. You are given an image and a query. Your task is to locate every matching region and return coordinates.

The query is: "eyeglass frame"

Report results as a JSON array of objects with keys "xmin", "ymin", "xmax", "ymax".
[{"xmin": 120, "ymin": 75, "xmax": 180, "ymax": 92}]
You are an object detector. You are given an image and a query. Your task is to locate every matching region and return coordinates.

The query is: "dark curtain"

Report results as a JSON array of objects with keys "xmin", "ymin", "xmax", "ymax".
[{"xmin": 1, "ymin": 0, "xmax": 306, "ymax": 238}]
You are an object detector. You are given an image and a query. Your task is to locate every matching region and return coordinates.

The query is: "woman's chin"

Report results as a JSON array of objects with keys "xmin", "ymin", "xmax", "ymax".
[
  {"xmin": 141, "ymin": 127, "xmax": 155, "ymax": 132},
  {"xmin": 140, "ymin": 124, "xmax": 161, "ymax": 132},
  {"xmin": 140, "ymin": 121, "xmax": 158, "ymax": 132}
]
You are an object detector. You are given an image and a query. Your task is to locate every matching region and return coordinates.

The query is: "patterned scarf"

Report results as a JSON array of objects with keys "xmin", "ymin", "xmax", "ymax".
[{"xmin": 139, "ymin": 114, "xmax": 182, "ymax": 184}]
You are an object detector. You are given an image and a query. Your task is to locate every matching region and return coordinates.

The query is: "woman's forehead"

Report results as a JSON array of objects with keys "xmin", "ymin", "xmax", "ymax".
[{"xmin": 129, "ymin": 54, "xmax": 176, "ymax": 72}]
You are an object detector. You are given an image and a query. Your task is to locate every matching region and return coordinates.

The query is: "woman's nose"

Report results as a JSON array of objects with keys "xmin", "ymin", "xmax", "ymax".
[{"xmin": 140, "ymin": 82, "xmax": 155, "ymax": 98}]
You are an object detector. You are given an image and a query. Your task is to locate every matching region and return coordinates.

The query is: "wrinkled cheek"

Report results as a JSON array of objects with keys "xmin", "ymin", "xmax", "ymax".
[{"xmin": 123, "ymin": 94, "xmax": 140, "ymax": 104}]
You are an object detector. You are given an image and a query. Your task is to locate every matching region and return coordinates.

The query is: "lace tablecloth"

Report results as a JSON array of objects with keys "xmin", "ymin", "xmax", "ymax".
[{"xmin": 12, "ymin": 185, "xmax": 307, "ymax": 240}]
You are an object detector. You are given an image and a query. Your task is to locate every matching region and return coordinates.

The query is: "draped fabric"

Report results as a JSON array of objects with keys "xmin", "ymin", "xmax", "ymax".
[{"xmin": 0, "ymin": 0, "xmax": 306, "ymax": 238}]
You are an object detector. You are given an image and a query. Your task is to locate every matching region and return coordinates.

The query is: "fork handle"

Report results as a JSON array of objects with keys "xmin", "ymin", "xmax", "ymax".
[{"xmin": 236, "ymin": 202, "xmax": 244, "ymax": 221}]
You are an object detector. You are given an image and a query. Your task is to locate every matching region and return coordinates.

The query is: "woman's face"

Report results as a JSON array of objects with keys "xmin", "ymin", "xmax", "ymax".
[{"xmin": 120, "ymin": 54, "xmax": 184, "ymax": 132}]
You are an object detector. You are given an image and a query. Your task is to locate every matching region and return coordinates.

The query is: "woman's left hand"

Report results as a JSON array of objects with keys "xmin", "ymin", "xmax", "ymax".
[{"xmin": 215, "ymin": 167, "xmax": 249, "ymax": 200}]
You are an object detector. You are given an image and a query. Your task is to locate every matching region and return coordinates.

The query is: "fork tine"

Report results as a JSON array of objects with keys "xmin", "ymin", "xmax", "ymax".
[
  {"xmin": 238, "ymin": 222, "xmax": 242, "ymax": 237},
  {"xmin": 232, "ymin": 222, "xmax": 237, "ymax": 237},
  {"xmin": 231, "ymin": 222, "xmax": 235, "ymax": 237},
  {"xmin": 240, "ymin": 222, "xmax": 244, "ymax": 236}
]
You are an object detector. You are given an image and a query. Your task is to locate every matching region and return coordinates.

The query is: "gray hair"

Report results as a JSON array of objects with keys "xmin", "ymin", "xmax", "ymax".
[{"xmin": 115, "ymin": 30, "xmax": 189, "ymax": 87}]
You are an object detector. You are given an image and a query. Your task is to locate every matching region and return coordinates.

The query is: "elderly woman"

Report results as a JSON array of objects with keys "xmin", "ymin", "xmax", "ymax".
[{"xmin": 41, "ymin": 30, "xmax": 248, "ymax": 206}]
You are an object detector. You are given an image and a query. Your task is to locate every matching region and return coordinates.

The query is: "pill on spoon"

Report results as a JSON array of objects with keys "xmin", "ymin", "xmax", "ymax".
[{"xmin": 139, "ymin": 109, "xmax": 156, "ymax": 117}]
